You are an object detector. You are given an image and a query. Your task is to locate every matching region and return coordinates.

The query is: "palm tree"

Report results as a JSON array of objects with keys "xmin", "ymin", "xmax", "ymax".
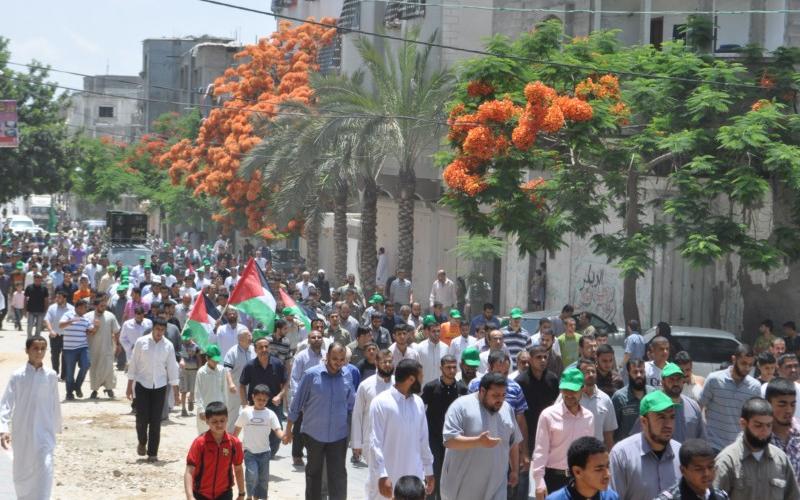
[
  {"xmin": 241, "ymin": 105, "xmax": 385, "ymax": 292},
  {"xmin": 311, "ymin": 28, "xmax": 454, "ymax": 278}
]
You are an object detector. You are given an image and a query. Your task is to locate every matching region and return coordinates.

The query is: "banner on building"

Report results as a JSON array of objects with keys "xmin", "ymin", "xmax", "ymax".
[{"xmin": 0, "ymin": 100, "xmax": 19, "ymax": 148}]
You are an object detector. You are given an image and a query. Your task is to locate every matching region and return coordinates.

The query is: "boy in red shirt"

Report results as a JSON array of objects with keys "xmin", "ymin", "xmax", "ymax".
[{"xmin": 184, "ymin": 401, "xmax": 245, "ymax": 500}]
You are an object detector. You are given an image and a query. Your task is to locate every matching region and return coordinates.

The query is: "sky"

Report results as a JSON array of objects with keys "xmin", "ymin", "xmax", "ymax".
[{"xmin": 4, "ymin": 0, "xmax": 277, "ymax": 91}]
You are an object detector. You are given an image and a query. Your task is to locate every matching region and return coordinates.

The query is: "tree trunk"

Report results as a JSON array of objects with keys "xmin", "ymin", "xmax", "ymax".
[
  {"xmin": 397, "ymin": 163, "xmax": 416, "ymax": 276},
  {"xmin": 305, "ymin": 216, "xmax": 321, "ymax": 274},
  {"xmin": 333, "ymin": 181, "xmax": 349, "ymax": 288},
  {"xmin": 360, "ymin": 178, "xmax": 379, "ymax": 300},
  {"xmin": 623, "ymin": 163, "xmax": 641, "ymax": 325}
]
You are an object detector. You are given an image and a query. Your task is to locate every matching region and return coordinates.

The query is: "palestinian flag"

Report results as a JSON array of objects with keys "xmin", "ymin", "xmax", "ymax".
[
  {"xmin": 279, "ymin": 287, "xmax": 312, "ymax": 331},
  {"xmin": 181, "ymin": 293, "xmax": 220, "ymax": 350},
  {"xmin": 229, "ymin": 258, "xmax": 277, "ymax": 332}
]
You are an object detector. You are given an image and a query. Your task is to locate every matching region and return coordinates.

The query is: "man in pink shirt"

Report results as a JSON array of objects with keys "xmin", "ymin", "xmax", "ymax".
[{"xmin": 532, "ymin": 367, "xmax": 594, "ymax": 499}]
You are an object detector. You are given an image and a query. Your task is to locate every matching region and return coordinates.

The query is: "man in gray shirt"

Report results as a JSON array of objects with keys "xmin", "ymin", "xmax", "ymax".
[
  {"xmin": 610, "ymin": 391, "xmax": 681, "ymax": 500},
  {"xmin": 701, "ymin": 344, "xmax": 761, "ymax": 452},
  {"xmin": 630, "ymin": 362, "xmax": 705, "ymax": 443},
  {"xmin": 715, "ymin": 397, "xmax": 800, "ymax": 500},
  {"xmin": 388, "ymin": 269, "xmax": 413, "ymax": 310},
  {"xmin": 440, "ymin": 373, "xmax": 522, "ymax": 500}
]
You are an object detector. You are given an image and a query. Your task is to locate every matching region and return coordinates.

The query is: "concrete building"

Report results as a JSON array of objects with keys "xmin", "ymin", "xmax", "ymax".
[
  {"xmin": 140, "ymin": 35, "xmax": 235, "ymax": 131},
  {"xmin": 177, "ymin": 40, "xmax": 242, "ymax": 117},
  {"xmin": 282, "ymin": 0, "xmax": 800, "ymax": 339},
  {"xmin": 65, "ymin": 74, "xmax": 143, "ymax": 142}
]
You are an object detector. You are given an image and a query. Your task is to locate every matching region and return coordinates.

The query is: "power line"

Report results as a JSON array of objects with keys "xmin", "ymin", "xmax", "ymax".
[
  {"xmin": 362, "ymin": 0, "xmax": 800, "ymax": 16},
  {"xmin": 0, "ymin": 72, "xmax": 446, "ymax": 125},
  {"xmin": 197, "ymin": 0, "xmax": 766, "ymax": 90}
]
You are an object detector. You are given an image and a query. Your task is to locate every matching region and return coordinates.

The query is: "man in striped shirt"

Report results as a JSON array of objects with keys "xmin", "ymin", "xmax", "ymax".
[
  {"xmin": 59, "ymin": 299, "xmax": 96, "ymax": 400},
  {"xmin": 699, "ymin": 343, "xmax": 761, "ymax": 452},
  {"xmin": 502, "ymin": 307, "xmax": 531, "ymax": 370}
]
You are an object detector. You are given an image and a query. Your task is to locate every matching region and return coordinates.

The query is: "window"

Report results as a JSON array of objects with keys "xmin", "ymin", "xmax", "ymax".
[
  {"xmin": 676, "ymin": 336, "xmax": 740, "ymax": 364},
  {"xmin": 98, "ymin": 106, "xmax": 114, "ymax": 118}
]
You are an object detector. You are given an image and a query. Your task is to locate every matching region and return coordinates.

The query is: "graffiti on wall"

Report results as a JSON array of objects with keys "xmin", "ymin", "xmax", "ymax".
[{"xmin": 575, "ymin": 264, "xmax": 618, "ymax": 322}]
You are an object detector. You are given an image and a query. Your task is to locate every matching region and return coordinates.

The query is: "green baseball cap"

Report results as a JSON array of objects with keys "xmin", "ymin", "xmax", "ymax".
[
  {"xmin": 449, "ymin": 309, "xmax": 462, "ymax": 319},
  {"xmin": 204, "ymin": 344, "xmax": 222, "ymax": 362},
  {"xmin": 15, "ymin": 261, "xmax": 24, "ymax": 270},
  {"xmin": 163, "ymin": 265, "xmax": 173, "ymax": 275},
  {"xmin": 661, "ymin": 362, "xmax": 684, "ymax": 379},
  {"xmin": 509, "ymin": 307, "xmax": 523, "ymax": 319},
  {"xmin": 461, "ymin": 346, "xmax": 480, "ymax": 367},
  {"xmin": 203, "ymin": 259, "xmax": 211, "ymax": 266},
  {"xmin": 640, "ymin": 391, "xmax": 680, "ymax": 416},
  {"xmin": 368, "ymin": 294, "xmax": 384, "ymax": 305},
  {"xmin": 138, "ymin": 255, "xmax": 146, "ymax": 261},
  {"xmin": 559, "ymin": 367, "xmax": 584, "ymax": 392},
  {"xmin": 253, "ymin": 329, "xmax": 271, "ymax": 341},
  {"xmin": 144, "ymin": 264, "xmax": 152, "ymax": 270},
  {"xmin": 282, "ymin": 307, "xmax": 295, "ymax": 316},
  {"xmin": 107, "ymin": 264, "xmax": 117, "ymax": 271},
  {"xmin": 422, "ymin": 314, "xmax": 438, "ymax": 327}
]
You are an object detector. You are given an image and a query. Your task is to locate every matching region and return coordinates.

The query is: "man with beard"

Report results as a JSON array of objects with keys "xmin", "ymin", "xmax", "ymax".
[
  {"xmin": 766, "ymin": 377, "xmax": 800, "ymax": 486},
  {"xmin": 352, "ymin": 349, "xmax": 394, "ymax": 467},
  {"xmin": 283, "ymin": 343, "xmax": 354, "ymax": 500},
  {"xmin": 422, "ymin": 355, "xmax": 468, "ymax": 499},
  {"xmin": 700, "ymin": 344, "xmax": 761, "ymax": 453},
  {"xmin": 368, "ymin": 359, "xmax": 434, "ymax": 499},
  {"xmin": 440, "ymin": 373, "xmax": 522, "ymax": 500},
  {"xmin": 564, "ymin": 358, "xmax": 618, "ymax": 450},
  {"xmin": 596, "ymin": 344, "xmax": 623, "ymax": 396},
  {"xmin": 457, "ymin": 347, "xmax": 479, "ymax": 386},
  {"xmin": 655, "ymin": 439, "xmax": 729, "ymax": 500},
  {"xmin": 612, "ymin": 359, "xmax": 654, "ymax": 442},
  {"xmin": 533, "ymin": 368, "xmax": 594, "ymax": 499},
  {"xmin": 714, "ymin": 397, "xmax": 800, "ymax": 499},
  {"xmin": 609, "ymin": 391, "xmax": 682, "ymax": 500},
  {"xmin": 631, "ymin": 362, "xmax": 705, "ymax": 444},
  {"xmin": 87, "ymin": 295, "xmax": 121, "ymax": 399}
]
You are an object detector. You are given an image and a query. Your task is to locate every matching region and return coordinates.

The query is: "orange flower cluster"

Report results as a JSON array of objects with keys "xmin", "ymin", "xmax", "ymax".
[
  {"xmin": 159, "ymin": 18, "xmax": 336, "ymax": 235},
  {"xmin": 466, "ymin": 80, "xmax": 495, "ymax": 98},
  {"xmin": 443, "ymin": 157, "xmax": 487, "ymax": 196},
  {"xmin": 760, "ymin": 72, "xmax": 775, "ymax": 90},
  {"xmin": 575, "ymin": 75, "xmax": 628, "ymax": 124},
  {"xmin": 444, "ymin": 80, "xmax": 595, "ymax": 197},
  {"xmin": 521, "ymin": 177, "xmax": 547, "ymax": 208},
  {"xmin": 751, "ymin": 99, "xmax": 772, "ymax": 111}
]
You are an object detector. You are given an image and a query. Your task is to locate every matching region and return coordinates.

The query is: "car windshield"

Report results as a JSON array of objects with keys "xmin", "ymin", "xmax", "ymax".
[
  {"xmin": 10, "ymin": 220, "xmax": 34, "ymax": 228},
  {"xmin": 273, "ymin": 249, "xmax": 300, "ymax": 260},
  {"xmin": 521, "ymin": 318, "xmax": 541, "ymax": 334},
  {"xmin": 109, "ymin": 248, "xmax": 150, "ymax": 268},
  {"xmin": 676, "ymin": 336, "xmax": 740, "ymax": 364}
]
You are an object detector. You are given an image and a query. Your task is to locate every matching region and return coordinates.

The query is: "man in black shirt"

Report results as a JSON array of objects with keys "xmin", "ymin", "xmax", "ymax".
[
  {"xmin": 355, "ymin": 342, "xmax": 378, "ymax": 380},
  {"xmin": 239, "ymin": 336, "xmax": 288, "ymax": 456},
  {"xmin": 515, "ymin": 344, "xmax": 559, "ymax": 499},
  {"xmin": 24, "ymin": 273, "xmax": 49, "ymax": 338},
  {"xmin": 56, "ymin": 273, "xmax": 78, "ymax": 306},
  {"xmin": 421, "ymin": 354, "xmax": 467, "ymax": 500}
]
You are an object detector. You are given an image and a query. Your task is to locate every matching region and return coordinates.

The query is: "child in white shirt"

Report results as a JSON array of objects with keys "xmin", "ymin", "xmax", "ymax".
[{"xmin": 234, "ymin": 384, "xmax": 284, "ymax": 500}]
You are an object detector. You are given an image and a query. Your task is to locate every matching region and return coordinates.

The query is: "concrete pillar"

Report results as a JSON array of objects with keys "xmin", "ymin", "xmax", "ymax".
[
  {"xmin": 641, "ymin": 0, "xmax": 652, "ymax": 44},
  {"xmin": 749, "ymin": 0, "xmax": 766, "ymax": 46}
]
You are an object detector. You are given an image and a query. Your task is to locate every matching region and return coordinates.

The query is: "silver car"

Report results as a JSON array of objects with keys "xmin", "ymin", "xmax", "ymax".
[{"xmin": 642, "ymin": 326, "xmax": 742, "ymax": 378}]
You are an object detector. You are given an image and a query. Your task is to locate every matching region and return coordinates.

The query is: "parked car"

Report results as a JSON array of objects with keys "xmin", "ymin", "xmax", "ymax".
[
  {"xmin": 270, "ymin": 248, "xmax": 306, "ymax": 273},
  {"xmin": 5, "ymin": 215, "xmax": 45, "ymax": 234},
  {"xmin": 108, "ymin": 244, "xmax": 151, "ymax": 270},
  {"xmin": 520, "ymin": 309, "xmax": 625, "ymax": 339},
  {"xmin": 642, "ymin": 326, "xmax": 741, "ymax": 378}
]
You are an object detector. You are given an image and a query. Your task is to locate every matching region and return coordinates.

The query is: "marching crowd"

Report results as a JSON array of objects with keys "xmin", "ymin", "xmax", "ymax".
[{"xmin": 1, "ymin": 224, "xmax": 800, "ymax": 500}]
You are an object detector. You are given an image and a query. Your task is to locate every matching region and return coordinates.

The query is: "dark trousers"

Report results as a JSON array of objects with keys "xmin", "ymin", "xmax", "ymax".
[
  {"xmin": 268, "ymin": 401, "xmax": 284, "ymax": 456},
  {"xmin": 50, "ymin": 335, "xmax": 63, "ymax": 376},
  {"xmin": 544, "ymin": 468, "xmax": 569, "ymax": 495},
  {"xmin": 193, "ymin": 490, "xmax": 233, "ymax": 500},
  {"xmin": 135, "ymin": 383, "xmax": 167, "ymax": 457},
  {"xmin": 303, "ymin": 433, "xmax": 347, "ymax": 500},
  {"xmin": 0, "ymin": 306, "xmax": 6, "ymax": 328},
  {"xmin": 427, "ymin": 440, "xmax": 445, "ymax": 500},
  {"xmin": 292, "ymin": 413, "xmax": 305, "ymax": 458}
]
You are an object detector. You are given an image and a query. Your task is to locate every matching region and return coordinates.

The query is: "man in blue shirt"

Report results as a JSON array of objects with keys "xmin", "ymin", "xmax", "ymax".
[
  {"xmin": 547, "ymin": 436, "xmax": 619, "ymax": 500},
  {"xmin": 469, "ymin": 303, "xmax": 500, "ymax": 336},
  {"xmin": 284, "ymin": 343, "xmax": 355, "ymax": 500},
  {"xmin": 621, "ymin": 319, "xmax": 646, "ymax": 372}
]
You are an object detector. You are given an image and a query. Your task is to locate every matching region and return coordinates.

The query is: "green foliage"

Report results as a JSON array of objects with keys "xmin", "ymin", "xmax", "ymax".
[
  {"xmin": 444, "ymin": 19, "xmax": 800, "ymax": 287},
  {"xmin": 0, "ymin": 37, "xmax": 77, "ymax": 202},
  {"xmin": 450, "ymin": 235, "xmax": 505, "ymax": 262}
]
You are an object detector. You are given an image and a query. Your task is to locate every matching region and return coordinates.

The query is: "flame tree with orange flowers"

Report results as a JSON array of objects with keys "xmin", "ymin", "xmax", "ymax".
[
  {"xmin": 441, "ymin": 20, "xmax": 800, "ymax": 324},
  {"xmin": 159, "ymin": 19, "xmax": 337, "ymax": 238}
]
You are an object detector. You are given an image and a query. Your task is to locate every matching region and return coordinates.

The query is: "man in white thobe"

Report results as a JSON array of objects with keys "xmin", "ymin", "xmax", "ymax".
[
  {"xmin": 369, "ymin": 359, "xmax": 434, "ymax": 499},
  {"xmin": 223, "ymin": 331, "xmax": 255, "ymax": 433},
  {"xmin": 0, "ymin": 336, "xmax": 62, "ymax": 500},
  {"xmin": 86, "ymin": 296, "xmax": 121, "ymax": 399},
  {"xmin": 416, "ymin": 321, "xmax": 449, "ymax": 386},
  {"xmin": 352, "ymin": 349, "xmax": 394, "ymax": 468}
]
